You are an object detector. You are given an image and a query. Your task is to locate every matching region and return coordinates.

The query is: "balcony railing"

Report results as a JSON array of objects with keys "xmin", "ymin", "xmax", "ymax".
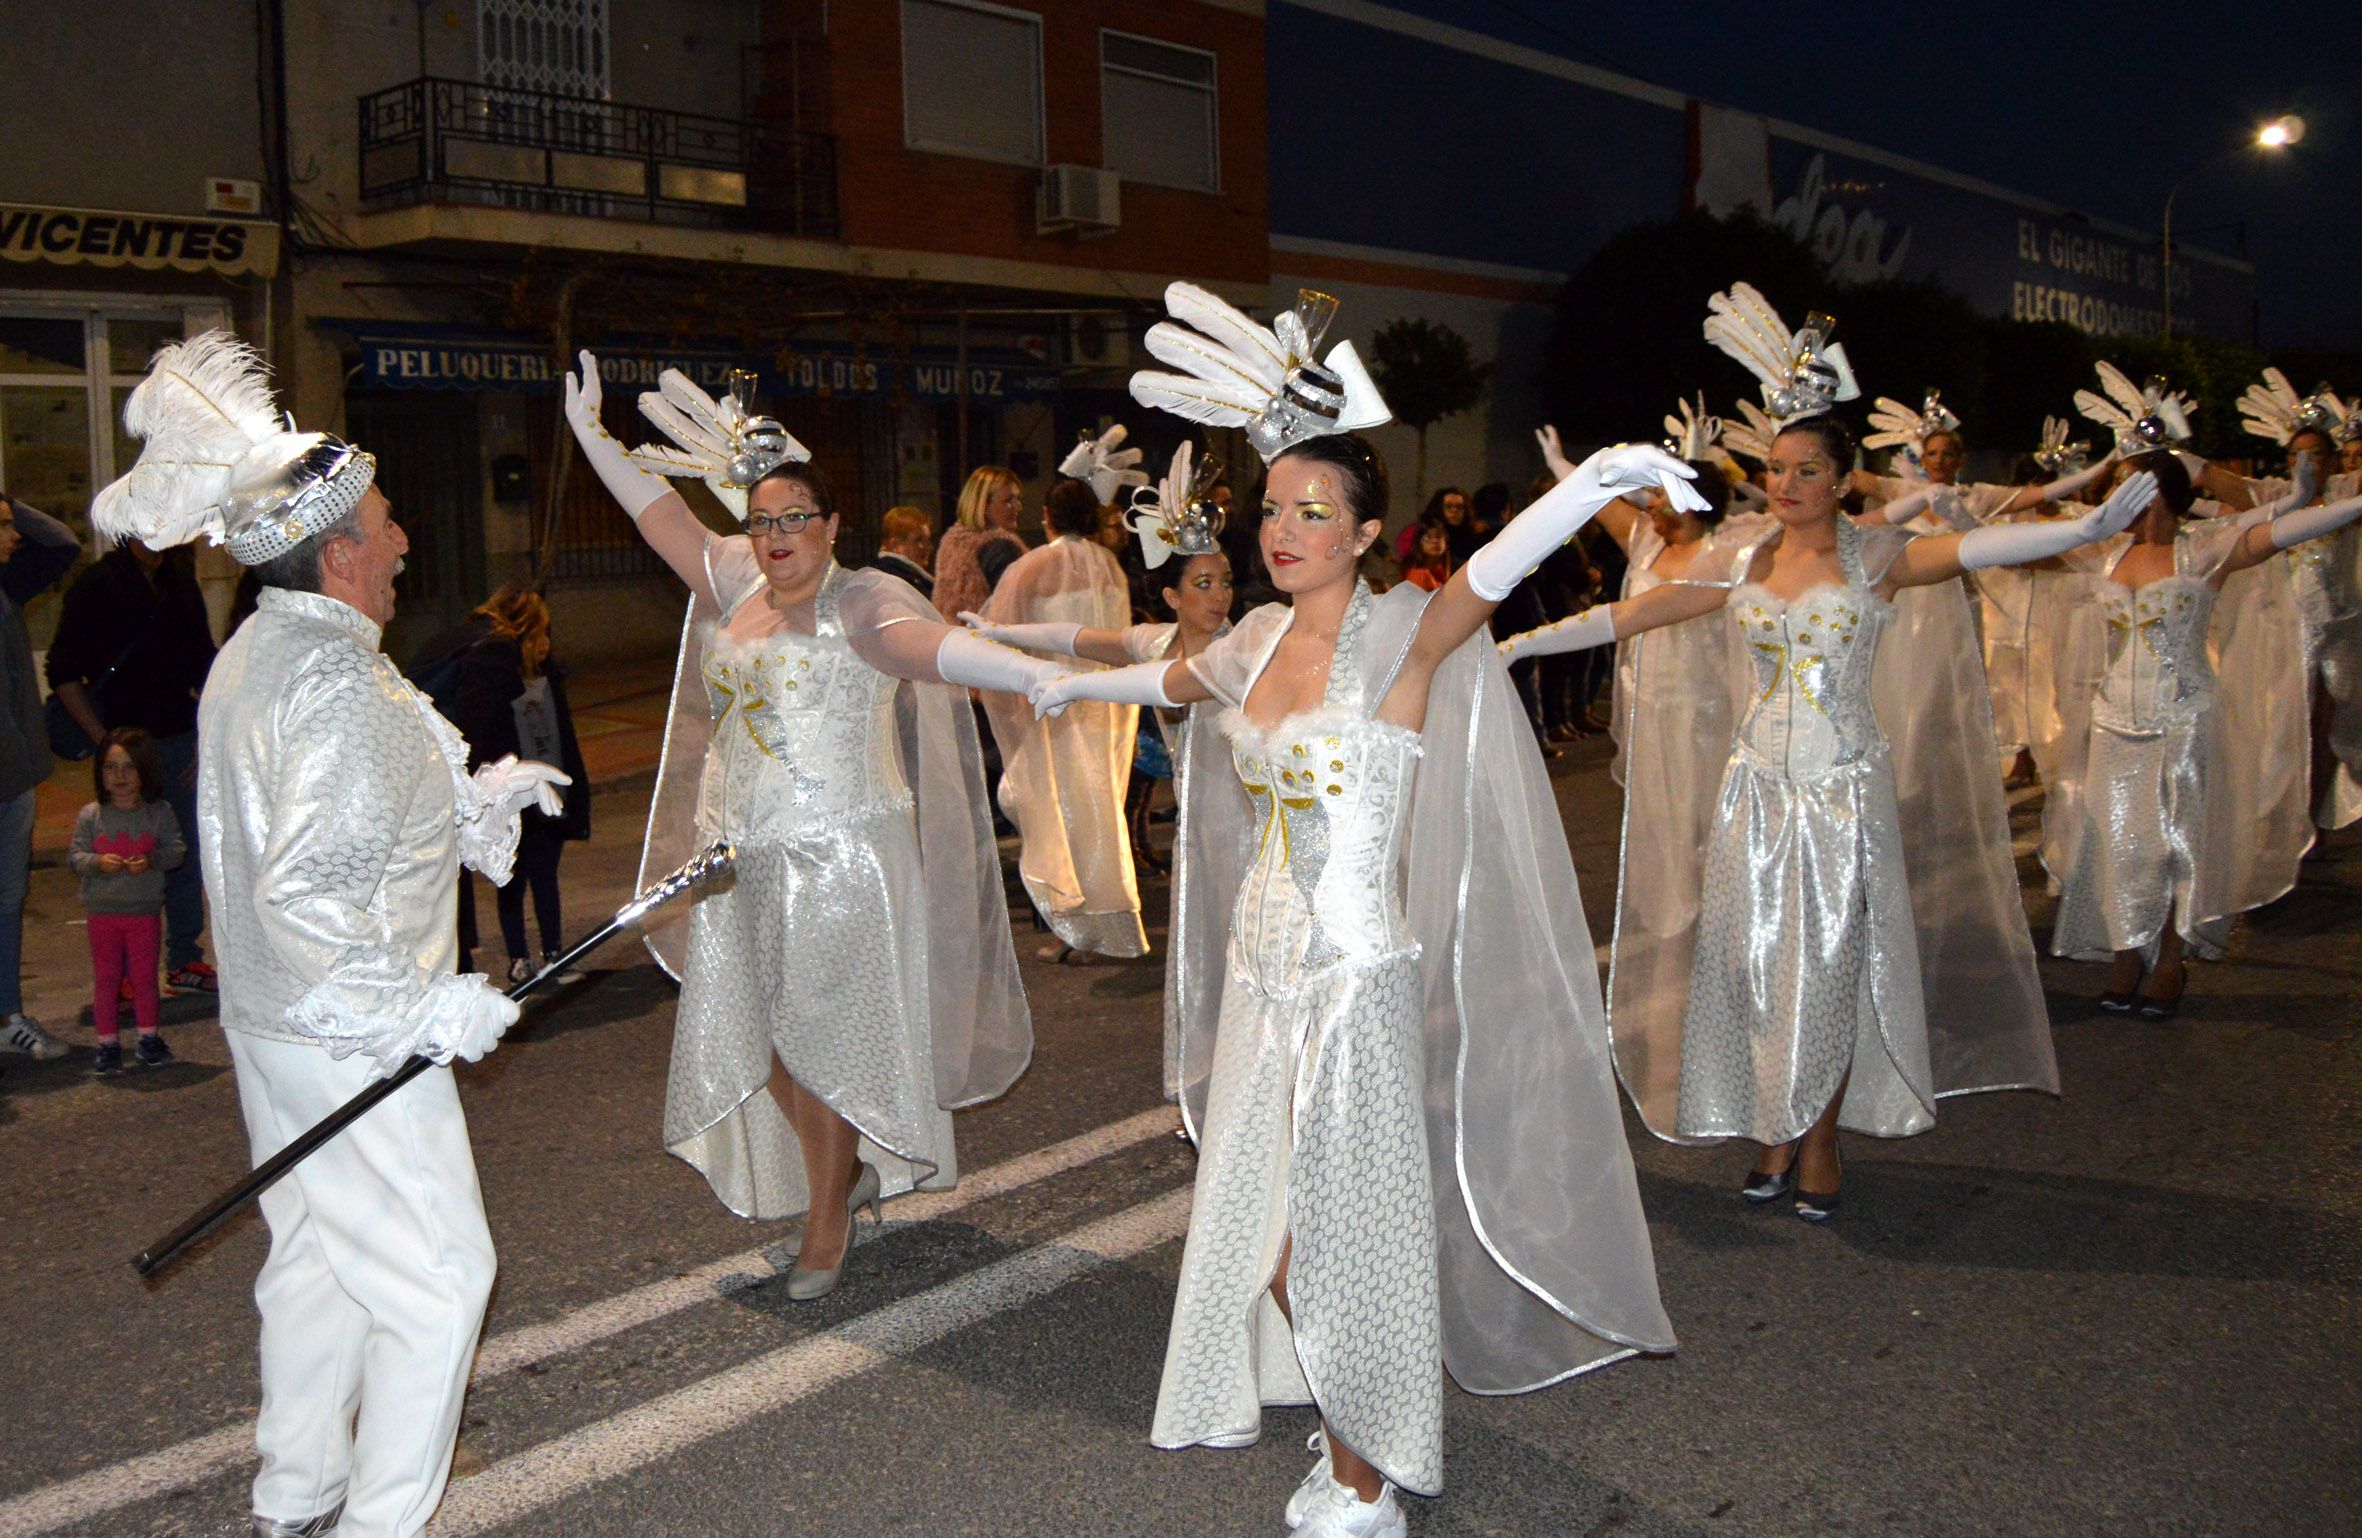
[{"xmin": 358, "ymin": 77, "xmax": 838, "ymax": 238}]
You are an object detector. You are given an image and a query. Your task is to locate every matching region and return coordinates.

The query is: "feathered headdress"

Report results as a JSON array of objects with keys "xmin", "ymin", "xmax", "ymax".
[
  {"xmin": 630, "ymin": 369, "xmax": 808, "ymax": 520},
  {"xmin": 2032, "ymin": 415, "xmax": 2092, "ymax": 477},
  {"xmin": 2075, "ymin": 362, "xmax": 2193, "ymax": 455},
  {"xmin": 1056, "ymin": 422, "xmax": 1149, "ymax": 504},
  {"xmin": 2237, "ymin": 367, "xmax": 2349, "ymax": 447},
  {"xmin": 1661, "ymin": 394, "xmax": 1722, "ymax": 461},
  {"xmin": 1863, "ymin": 389, "xmax": 1962, "ymax": 475},
  {"xmin": 1703, "ymin": 283, "xmax": 1860, "ymax": 424},
  {"xmin": 1123, "ymin": 441, "xmax": 1226, "ymax": 570},
  {"xmin": 1129, "ymin": 285, "xmax": 1390, "ymax": 462},
  {"xmin": 93, "ymin": 330, "xmax": 377, "ymax": 566},
  {"xmin": 1720, "ymin": 397, "xmax": 1780, "ymax": 466}
]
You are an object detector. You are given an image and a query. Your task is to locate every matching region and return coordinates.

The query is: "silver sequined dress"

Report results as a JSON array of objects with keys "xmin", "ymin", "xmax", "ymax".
[
  {"xmin": 1679, "ymin": 518, "xmax": 1936, "ymax": 1142},
  {"xmin": 656, "ymin": 559, "xmax": 1029, "ymax": 1220},
  {"xmin": 2050, "ymin": 526, "xmax": 2240, "ymax": 957}
]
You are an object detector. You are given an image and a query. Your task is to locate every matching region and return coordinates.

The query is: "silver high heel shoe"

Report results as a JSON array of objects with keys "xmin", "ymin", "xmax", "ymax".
[{"xmin": 786, "ymin": 1162, "xmax": 883, "ymax": 1301}]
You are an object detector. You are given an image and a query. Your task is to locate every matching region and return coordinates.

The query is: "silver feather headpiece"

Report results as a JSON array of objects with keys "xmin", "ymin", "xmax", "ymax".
[
  {"xmin": 1661, "ymin": 394, "xmax": 1722, "ymax": 461},
  {"xmin": 2075, "ymin": 362, "xmax": 2194, "ymax": 455},
  {"xmin": 629, "ymin": 369, "xmax": 809, "ymax": 521},
  {"xmin": 1864, "ymin": 390, "xmax": 1962, "ymax": 474},
  {"xmin": 1057, "ymin": 422, "xmax": 1150, "ymax": 504},
  {"xmin": 1124, "ymin": 441, "xmax": 1226, "ymax": 570},
  {"xmin": 2237, "ymin": 367, "xmax": 2350, "ymax": 448},
  {"xmin": 2032, "ymin": 416, "xmax": 2092, "ymax": 476},
  {"xmin": 1703, "ymin": 283, "xmax": 1860, "ymax": 424},
  {"xmin": 1129, "ymin": 285, "xmax": 1391, "ymax": 462},
  {"xmin": 93, "ymin": 330, "xmax": 378, "ymax": 567}
]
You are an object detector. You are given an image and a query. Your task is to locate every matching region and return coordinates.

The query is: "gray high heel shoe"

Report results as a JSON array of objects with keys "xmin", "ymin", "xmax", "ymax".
[{"xmin": 786, "ymin": 1162, "xmax": 883, "ymax": 1301}]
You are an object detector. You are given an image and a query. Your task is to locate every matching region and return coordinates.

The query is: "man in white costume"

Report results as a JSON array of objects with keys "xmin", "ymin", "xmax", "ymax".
[{"xmin": 95, "ymin": 334, "xmax": 567, "ymax": 1538}]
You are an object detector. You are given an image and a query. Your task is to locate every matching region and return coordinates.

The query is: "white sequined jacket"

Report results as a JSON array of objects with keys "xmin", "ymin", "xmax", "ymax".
[{"xmin": 197, "ymin": 588, "xmax": 519, "ymax": 1057}]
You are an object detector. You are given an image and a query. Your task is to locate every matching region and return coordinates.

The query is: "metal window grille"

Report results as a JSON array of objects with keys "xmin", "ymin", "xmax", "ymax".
[{"xmin": 480, "ymin": 0, "xmax": 611, "ymax": 100}]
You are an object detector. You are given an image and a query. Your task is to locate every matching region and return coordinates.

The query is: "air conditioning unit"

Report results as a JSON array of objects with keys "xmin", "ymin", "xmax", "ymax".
[{"xmin": 1038, "ymin": 165, "xmax": 1120, "ymax": 236}]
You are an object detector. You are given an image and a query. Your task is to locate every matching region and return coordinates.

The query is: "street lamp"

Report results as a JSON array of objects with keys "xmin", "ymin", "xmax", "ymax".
[{"xmin": 2161, "ymin": 116, "xmax": 2301, "ymax": 337}]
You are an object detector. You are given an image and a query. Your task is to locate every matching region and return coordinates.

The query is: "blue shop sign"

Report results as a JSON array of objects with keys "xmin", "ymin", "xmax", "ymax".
[{"xmin": 325, "ymin": 321, "xmax": 1060, "ymax": 402}]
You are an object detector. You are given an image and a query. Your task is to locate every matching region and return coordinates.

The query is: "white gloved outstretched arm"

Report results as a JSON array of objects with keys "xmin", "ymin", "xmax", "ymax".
[
  {"xmin": 935, "ymin": 628, "xmax": 1072, "ymax": 698},
  {"xmin": 1466, "ymin": 444, "xmax": 1705, "ymax": 602},
  {"xmin": 1029, "ymin": 658, "xmax": 1202, "ymax": 718},
  {"xmin": 1956, "ymin": 471, "xmax": 2157, "ymax": 571},
  {"xmin": 1497, "ymin": 605, "xmax": 1617, "ymax": 662},
  {"xmin": 563, "ymin": 352, "xmax": 673, "ymax": 520},
  {"xmin": 957, "ymin": 612, "xmax": 1084, "ymax": 656},
  {"xmin": 2269, "ymin": 491, "xmax": 2362, "ymax": 552}
]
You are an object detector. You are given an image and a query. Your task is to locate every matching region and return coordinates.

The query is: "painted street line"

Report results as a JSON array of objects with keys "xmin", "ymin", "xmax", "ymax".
[
  {"xmin": 429, "ymin": 1188, "xmax": 1194, "ymax": 1535},
  {"xmin": 0, "ymin": 1107, "xmax": 1180, "ymax": 1538}
]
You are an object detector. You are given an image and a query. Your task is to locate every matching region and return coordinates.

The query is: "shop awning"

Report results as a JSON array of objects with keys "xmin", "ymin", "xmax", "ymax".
[{"xmin": 317, "ymin": 319, "xmax": 1061, "ymax": 402}]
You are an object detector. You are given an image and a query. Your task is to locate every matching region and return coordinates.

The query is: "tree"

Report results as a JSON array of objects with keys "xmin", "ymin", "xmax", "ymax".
[{"xmin": 1367, "ymin": 317, "xmax": 1494, "ymax": 499}]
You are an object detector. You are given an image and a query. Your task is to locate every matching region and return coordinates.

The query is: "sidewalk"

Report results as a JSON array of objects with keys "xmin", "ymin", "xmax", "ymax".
[{"xmin": 11, "ymin": 656, "xmax": 679, "ymax": 1044}]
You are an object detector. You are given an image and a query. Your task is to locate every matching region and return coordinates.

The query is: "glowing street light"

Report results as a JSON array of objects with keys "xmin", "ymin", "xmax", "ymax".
[{"xmin": 2162, "ymin": 115, "xmax": 2302, "ymax": 337}]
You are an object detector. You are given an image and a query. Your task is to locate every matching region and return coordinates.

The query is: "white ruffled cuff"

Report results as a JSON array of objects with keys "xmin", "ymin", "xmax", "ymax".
[{"xmin": 286, "ymin": 964, "xmax": 504, "ymax": 1078}]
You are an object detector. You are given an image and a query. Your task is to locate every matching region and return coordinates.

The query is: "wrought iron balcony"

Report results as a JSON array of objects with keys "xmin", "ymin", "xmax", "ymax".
[{"xmin": 359, "ymin": 77, "xmax": 838, "ymax": 238}]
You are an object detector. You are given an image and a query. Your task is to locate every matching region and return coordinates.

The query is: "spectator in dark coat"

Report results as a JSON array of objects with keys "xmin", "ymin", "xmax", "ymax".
[
  {"xmin": 410, "ymin": 586, "xmax": 590, "ymax": 980},
  {"xmin": 0, "ymin": 493, "xmax": 81, "ymax": 1060},
  {"xmin": 45, "ymin": 535, "xmax": 216, "ymax": 992},
  {"xmin": 865, "ymin": 505, "xmax": 936, "ymax": 600}
]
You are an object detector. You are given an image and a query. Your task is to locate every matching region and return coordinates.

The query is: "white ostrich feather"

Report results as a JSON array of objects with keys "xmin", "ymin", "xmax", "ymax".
[
  {"xmin": 1661, "ymin": 394, "xmax": 1722, "ymax": 461},
  {"xmin": 92, "ymin": 331, "xmax": 284, "ymax": 549},
  {"xmin": 1721, "ymin": 396, "xmax": 1780, "ymax": 465}
]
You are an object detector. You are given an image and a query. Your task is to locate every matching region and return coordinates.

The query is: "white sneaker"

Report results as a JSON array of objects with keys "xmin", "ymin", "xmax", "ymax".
[
  {"xmin": 1, "ymin": 1013, "xmax": 66, "ymax": 1060},
  {"xmin": 1295, "ymin": 1474, "xmax": 1404, "ymax": 1538},
  {"xmin": 1284, "ymin": 1431, "xmax": 1332, "ymax": 1529}
]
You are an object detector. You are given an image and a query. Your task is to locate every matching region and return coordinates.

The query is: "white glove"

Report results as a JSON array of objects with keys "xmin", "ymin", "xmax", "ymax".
[
  {"xmin": 563, "ymin": 351, "xmax": 674, "ymax": 520},
  {"xmin": 472, "ymin": 755, "xmax": 571, "ymax": 819},
  {"xmin": 356, "ymin": 973, "xmax": 519, "ymax": 1077},
  {"xmin": 1535, "ymin": 424, "xmax": 1577, "ymax": 483},
  {"xmin": 957, "ymin": 612, "xmax": 1084, "ymax": 657},
  {"xmin": 431, "ymin": 977, "xmax": 519, "ymax": 1069},
  {"xmin": 1497, "ymin": 605, "xmax": 1617, "ymax": 663},
  {"xmin": 1467, "ymin": 444, "xmax": 1705, "ymax": 602},
  {"xmin": 935, "ymin": 628, "xmax": 1070, "ymax": 697},
  {"xmin": 2270, "ymin": 492, "xmax": 2362, "ymax": 552},
  {"xmin": 1029, "ymin": 659, "xmax": 1177, "ymax": 719},
  {"xmin": 1957, "ymin": 470, "xmax": 2157, "ymax": 571}
]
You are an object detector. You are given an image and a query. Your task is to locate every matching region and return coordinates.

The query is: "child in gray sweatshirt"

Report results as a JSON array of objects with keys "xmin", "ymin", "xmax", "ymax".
[{"xmin": 70, "ymin": 728, "xmax": 185, "ymax": 1072}]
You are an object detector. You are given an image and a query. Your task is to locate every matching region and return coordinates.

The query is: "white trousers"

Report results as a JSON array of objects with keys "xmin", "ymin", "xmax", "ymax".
[{"xmin": 227, "ymin": 1031, "xmax": 496, "ymax": 1538}]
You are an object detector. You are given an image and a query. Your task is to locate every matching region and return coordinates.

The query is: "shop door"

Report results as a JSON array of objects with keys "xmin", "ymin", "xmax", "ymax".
[{"xmin": 348, "ymin": 395, "xmax": 485, "ymax": 665}]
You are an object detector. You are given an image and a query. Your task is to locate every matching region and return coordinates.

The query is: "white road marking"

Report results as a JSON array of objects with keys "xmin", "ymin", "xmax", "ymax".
[
  {"xmin": 429, "ymin": 1188, "xmax": 1194, "ymax": 1535},
  {"xmin": 0, "ymin": 1107, "xmax": 1180, "ymax": 1538}
]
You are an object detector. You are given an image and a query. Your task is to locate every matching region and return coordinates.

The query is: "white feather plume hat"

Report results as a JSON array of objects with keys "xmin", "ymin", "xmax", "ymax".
[
  {"xmin": 1702, "ymin": 283, "xmax": 1860, "ymax": 424},
  {"xmin": 1129, "ymin": 284, "xmax": 1390, "ymax": 462},
  {"xmin": 1123, "ymin": 440, "xmax": 1225, "ymax": 570},
  {"xmin": 2075, "ymin": 361, "xmax": 2195, "ymax": 456},
  {"xmin": 629, "ymin": 368, "xmax": 808, "ymax": 521},
  {"xmin": 1864, "ymin": 389, "xmax": 1962, "ymax": 476},
  {"xmin": 2237, "ymin": 367, "xmax": 2349, "ymax": 448},
  {"xmin": 93, "ymin": 331, "xmax": 378, "ymax": 566}
]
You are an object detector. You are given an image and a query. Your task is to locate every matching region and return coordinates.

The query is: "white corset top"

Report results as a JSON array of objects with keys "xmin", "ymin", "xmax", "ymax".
[
  {"xmin": 2093, "ymin": 575, "xmax": 2216, "ymax": 730},
  {"xmin": 1221, "ymin": 706, "xmax": 1421, "ymax": 990},
  {"xmin": 698, "ymin": 582, "xmax": 905, "ymax": 845},
  {"xmin": 1727, "ymin": 582, "xmax": 1891, "ymax": 777}
]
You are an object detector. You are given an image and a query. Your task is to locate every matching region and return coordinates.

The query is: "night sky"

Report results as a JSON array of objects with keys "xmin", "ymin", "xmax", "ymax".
[{"xmin": 1443, "ymin": 1, "xmax": 2357, "ymax": 354}]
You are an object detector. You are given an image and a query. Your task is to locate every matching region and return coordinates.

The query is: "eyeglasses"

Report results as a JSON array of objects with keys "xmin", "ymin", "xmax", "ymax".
[{"xmin": 747, "ymin": 511, "xmax": 823, "ymax": 536}]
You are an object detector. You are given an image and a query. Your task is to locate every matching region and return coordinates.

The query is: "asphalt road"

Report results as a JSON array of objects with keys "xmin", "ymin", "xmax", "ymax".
[{"xmin": 1, "ymin": 737, "xmax": 2354, "ymax": 1538}]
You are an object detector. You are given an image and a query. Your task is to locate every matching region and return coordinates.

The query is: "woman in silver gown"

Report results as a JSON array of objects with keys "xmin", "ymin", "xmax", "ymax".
[
  {"xmin": 1561, "ymin": 414, "xmax": 2158, "ymax": 1218},
  {"xmin": 2046, "ymin": 452, "xmax": 2362, "ymax": 1017},
  {"xmin": 1031, "ymin": 281, "xmax": 1685, "ymax": 1538},
  {"xmin": 563, "ymin": 357, "xmax": 1043, "ymax": 1299}
]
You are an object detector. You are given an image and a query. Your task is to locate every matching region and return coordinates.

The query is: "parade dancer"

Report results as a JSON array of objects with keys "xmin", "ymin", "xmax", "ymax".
[
  {"xmin": 564, "ymin": 357, "xmax": 1038, "ymax": 1300},
  {"xmin": 96, "ymin": 333, "xmax": 567, "ymax": 1538},
  {"xmin": 2216, "ymin": 371, "xmax": 2362, "ymax": 826},
  {"xmin": 2044, "ymin": 448, "xmax": 2362, "ymax": 1018},
  {"xmin": 963, "ymin": 442, "xmax": 1241, "ymax": 1091},
  {"xmin": 1540, "ymin": 287, "xmax": 2156, "ymax": 1219},
  {"xmin": 1032, "ymin": 284, "xmax": 1676, "ymax": 1537},
  {"xmin": 974, "ymin": 428, "xmax": 1152, "ymax": 962}
]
